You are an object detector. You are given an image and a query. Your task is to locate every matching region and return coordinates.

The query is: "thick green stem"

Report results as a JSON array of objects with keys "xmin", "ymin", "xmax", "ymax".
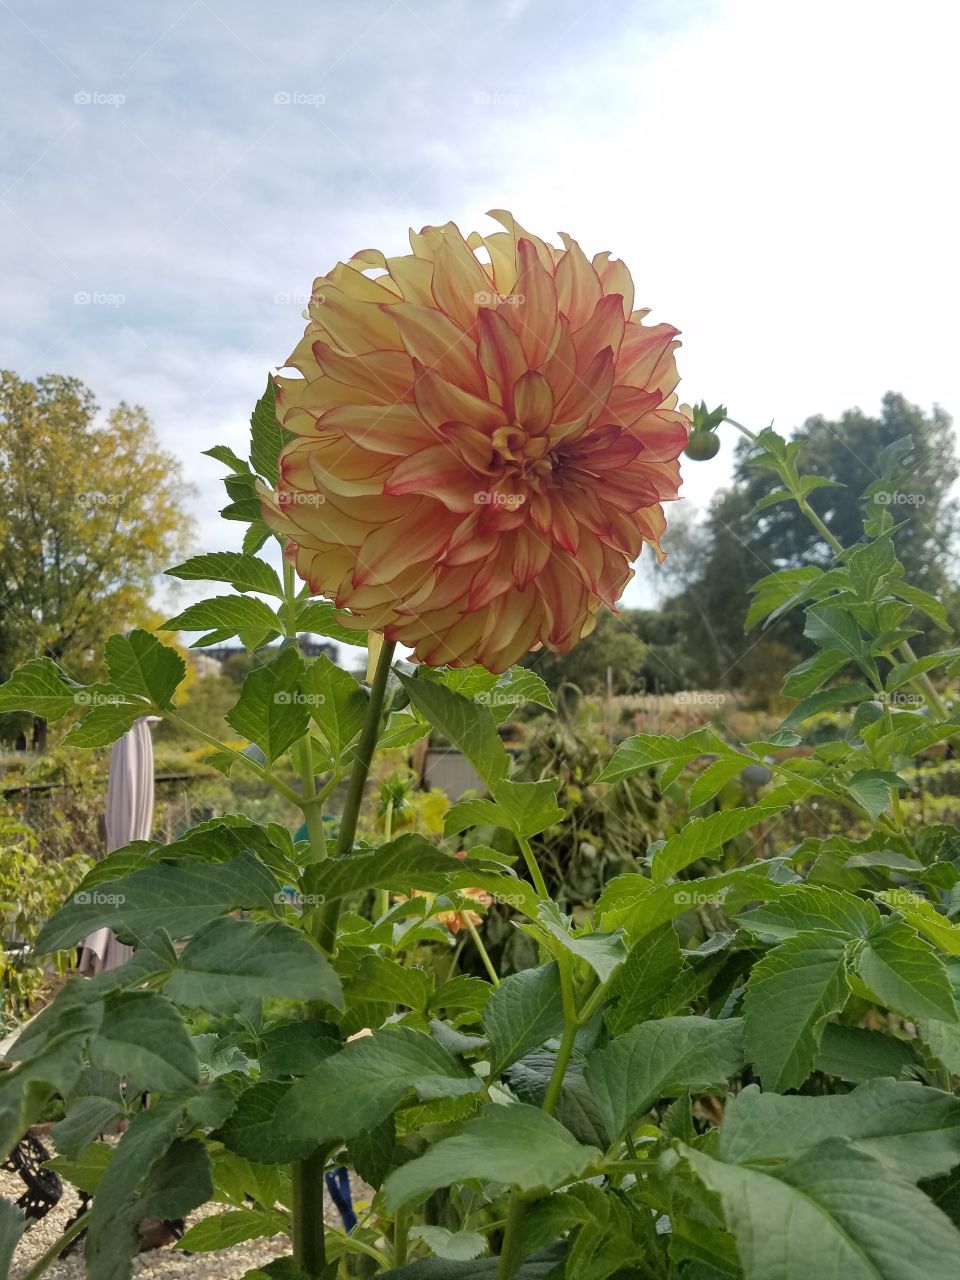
[
  {"xmin": 314, "ymin": 639, "xmax": 397, "ymax": 951},
  {"xmin": 496, "ymin": 1194, "xmax": 529, "ymax": 1280},
  {"xmin": 21, "ymin": 1211, "xmax": 91, "ymax": 1280},
  {"xmin": 516, "ymin": 834, "xmax": 550, "ymax": 901},
  {"xmin": 291, "ymin": 1146, "xmax": 332, "ymax": 1279},
  {"xmin": 466, "ymin": 916, "xmax": 500, "ymax": 986}
]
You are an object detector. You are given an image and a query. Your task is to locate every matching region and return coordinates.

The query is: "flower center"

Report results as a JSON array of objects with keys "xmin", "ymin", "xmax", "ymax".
[{"xmin": 491, "ymin": 425, "xmax": 553, "ymax": 483}]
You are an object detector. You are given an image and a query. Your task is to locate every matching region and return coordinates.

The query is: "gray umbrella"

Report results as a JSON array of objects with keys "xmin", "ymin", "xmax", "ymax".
[{"xmin": 78, "ymin": 717, "xmax": 157, "ymax": 975}]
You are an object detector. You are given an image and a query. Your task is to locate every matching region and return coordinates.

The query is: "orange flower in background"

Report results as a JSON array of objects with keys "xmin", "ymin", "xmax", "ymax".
[{"xmin": 262, "ymin": 211, "xmax": 689, "ymax": 671}]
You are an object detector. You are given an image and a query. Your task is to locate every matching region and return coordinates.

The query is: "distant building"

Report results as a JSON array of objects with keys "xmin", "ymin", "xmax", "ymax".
[{"xmin": 187, "ymin": 635, "xmax": 338, "ymax": 676}]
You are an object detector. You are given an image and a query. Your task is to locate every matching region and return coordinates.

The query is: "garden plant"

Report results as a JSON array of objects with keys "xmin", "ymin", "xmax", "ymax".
[{"xmin": 2, "ymin": 213, "xmax": 960, "ymax": 1280}]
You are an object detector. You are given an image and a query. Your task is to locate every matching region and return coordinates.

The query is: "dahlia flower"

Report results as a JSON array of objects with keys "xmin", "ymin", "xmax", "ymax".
[{"xmin": 262, "ymin": 211, "xmax": 688, "ymax": 671}]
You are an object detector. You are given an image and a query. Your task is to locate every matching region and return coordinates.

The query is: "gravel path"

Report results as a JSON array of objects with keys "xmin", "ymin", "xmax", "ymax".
[{"xmin": 3, "ymin": 1140, "xmax": 369, "ymax": 1279}]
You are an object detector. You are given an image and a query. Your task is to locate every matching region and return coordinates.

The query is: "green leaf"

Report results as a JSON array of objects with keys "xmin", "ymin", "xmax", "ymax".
[
  {"xmin": 347, "ymin": 1117, "xmax": 396, "ymax": 1188},
  {"xmin": 855, "ymin": 919, "xmax": 959, "ymax": 1022},
  {"xmin": 216, "ymin": 1081, "xmax": 317, "ymax": 1162},
  {"xmin": 483, "ymin": 667, "xmax": 555, "ymax": 718},
  {"xmin": 607, "ymin": 924, "xmax": 684, "ymax": 1035},
  {"xmin": 46, "ymin": 1140, "xmax": 114, "ymax": 1193},
  {"xmin": 742, "ymin": 933, "xmax": 848, "ymax": 1090},
  {"xmin": 746, "ymin": 567, "xmax": 824, "ymax": 632},
  {"xmin": 347, "ymin": 953, "xmax": 434, "ymax": 1013},
  {"xmin": 250, "ymin": 375, "xmax": 282, "ymax": 484},
  {"xmin": 804, "ymin": 604, "xmax": 865, "ymax": 659},
  {"xmin": 446, "ymin": 778, "xmax": 565, "ymax": 840},
  {"xmin": 689, "ymin": 757, "xmax": 751, "ymax": 808},
  {"xmin": 919, "ymin": 1020, "xmax": 960, "ymax": 1075},
  {"xmin": 737, "ymin": 885, "xmax": 881, "ymax": 942},
  {"xmin": 178, "ymin": 1208, "xmax": 287, "ymax": 1252},
  {"xmin": 652, "ymin": 804, "xmax": 786, "ymax": 881},
  {"xmin": 166, "ymin": 552, "xmax": 283, "ymax": 598},
  {"xmin": 301, "ymin": 654, "xmax": 368, "ymax": 756},
  {"xmin": 382, "ymin": 1103, "xmax": 600, "ymax": 1211},
  {"xmin": 52, "ymin": 1095, "xmax": 124, "ymax": 1160},
  {"xmin": 164, "ymin": 916, "xmax": 342, "ymax": 1013},
  {"xmin": 584, "ymin": 1016, "xmax": 745, "ymax": 1141},
  {"xmin": 535, "ymin": 901, "xmax": 627, "ymax": 982},
  {"xmin": 892, "ymin": 581, "xmax": 950, "ymax": 630},
  {"xmin": 815, "ymin": 1023, "xmax": 920, "ymax": 1083},
  {"xmin": 302, "ymin": 834, "xmax": 514, "ymax": 904},
  {"xmin": 503, "ymin": 1052, "xmax": 610, "ymax": 1147},
  {"xmin": 162, "ymin": 594, "xmax": 281, "ymax": 647},
  {"xmin": 397, "ymin": 673, "xmax": 509, "ymax": 787},
  {"xmin": 845, "ymin": 769, "xmax": 904, "ymax": 820},
  {"xmin": 886, "ymin": 648, "xmax": 960, "ymax": 692},
  {"xmin": 408, "ymin": 1226, "xmax": 487, "ymax": 1261},
  {"xmin": 720, "ymin": 1078, "xmax": 960, "ymax": 1181},
  {"xmin": 781, "ymin": 683, "xmax": 876, "ymax": 727},
  {"xmin": 103, "ymin": 629, "xmax": 185, "ymax": 710},
  {"xmin": 225, "ymin": 647, "xmax": 309, "ymax": 763},
  {"xmin": 279, "ymin": 1027, "xmax": 481, "ymax": 1148},
  {"xmin": 597, "ymin": 728, "xmax": 739, "ymax": 784},
  {"xmin": 482, "ymin": 963, "xmax": 565, "ymax": 1073},
  {"xmin": 681, "ymin": 1139, "xmax": 960, "ymax": 1279},
  {"xmin": 90, "ymin": 992, "xmax": 200, "ymax": 1093},
  {"xmin": 258, "ymin": 1020, "xmax": 340, "ymax": 1079},
  {"xmin": 381, "ymin": 1243, "xmax": 569, "ymax": 1279},
  {"xmin": 62, "ymin": 699, "xmax": 144, "ymax": 748},
  {"xmin": 204, "ymin": 443, "xmax": 251, "ymax": 473},
  {"xmin": 0, "ymin": 657, "xmax": 81, "ymax": 719},
  {"xmin": 782, "ymin": 649, "xmax": 851, "ymax": 698},
  {"xmin": 35, "ymin": 851, "xmax": 281, "ymax": 951},
  {"xmin": 294, "ymin": 598, "xmax": 367, "ymax": 646},
  {"xmin": 87, "ymin": 1120, "xmax": 213, "ymax": 1280},
  {"xmin": 0, "ymin": 1198, "xmax": 25, "ymax": 1278}
]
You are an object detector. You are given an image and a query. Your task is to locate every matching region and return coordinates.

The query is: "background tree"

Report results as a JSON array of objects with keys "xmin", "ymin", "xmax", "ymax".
[
  {"xmin": 0, "ymin": 371, "xmax": 195, "ymax": 745},
  {"xmin": 654, "ymin": 393, "xmax": 959, "ymax": 689}
]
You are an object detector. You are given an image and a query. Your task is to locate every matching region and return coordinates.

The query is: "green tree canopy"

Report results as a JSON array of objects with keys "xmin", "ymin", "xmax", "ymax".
[{"xmin": 0, "ymin": 371, "xmax": 195, "ymax": 742}]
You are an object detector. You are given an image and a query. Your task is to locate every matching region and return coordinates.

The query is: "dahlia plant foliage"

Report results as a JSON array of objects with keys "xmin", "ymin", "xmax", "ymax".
[{"xmin": 2, "ymin": 215, "xmax": 960, "ymax": 1280}]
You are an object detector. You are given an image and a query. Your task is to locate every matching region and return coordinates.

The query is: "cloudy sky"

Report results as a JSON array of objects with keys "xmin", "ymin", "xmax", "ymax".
[{"xmin": 3, "ymin": 0, "xmax": 958, "ymax": 616}]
